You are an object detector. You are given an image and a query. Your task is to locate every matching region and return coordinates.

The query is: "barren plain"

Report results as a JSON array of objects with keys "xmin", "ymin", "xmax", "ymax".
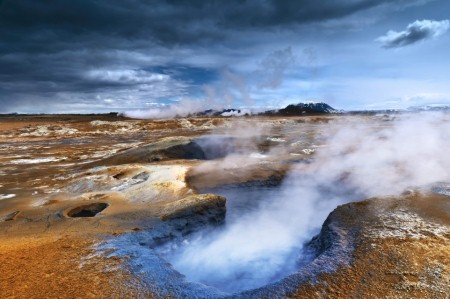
[{"xmin": 0, "ymin": 113, "xmax": 449, "ymax": 298}]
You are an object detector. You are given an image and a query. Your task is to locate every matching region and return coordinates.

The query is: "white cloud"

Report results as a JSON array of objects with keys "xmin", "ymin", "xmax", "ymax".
[
  {"xmin": 85, "ymin": 69, "xmax": 168, "ymax": 84},
  {"xmin": 376, "ymin": 19, "xmax": 450, "ymax": 48}
]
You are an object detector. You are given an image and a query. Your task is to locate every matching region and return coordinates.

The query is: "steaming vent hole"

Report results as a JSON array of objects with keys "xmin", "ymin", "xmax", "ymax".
[
  {"xmin": 67, "ymin": 203, "xmax": 109, "ymax": 217},
  {"xmin": 194, "ymin": 136, "xmax": 238, "ymax": 160},
  {"xmin": 153, "ymin": 179, "xmax": 303, "ymax": 294}
]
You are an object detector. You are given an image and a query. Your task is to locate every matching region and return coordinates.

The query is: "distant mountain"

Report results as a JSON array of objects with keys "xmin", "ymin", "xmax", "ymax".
[
  {"xmin": 407, "ymin": 105, "xmax": 450, "ymax": 112},
  {"xmin": 191, "ymin": 108, "xmax": 251, "ymax": 117},
  {"xmin": 191, "ymin": 102, "xmax": 337, "ymax": 117},
  {"xmin": 263, "ymin": 102, "xmax": 337, "ymax": 116}
]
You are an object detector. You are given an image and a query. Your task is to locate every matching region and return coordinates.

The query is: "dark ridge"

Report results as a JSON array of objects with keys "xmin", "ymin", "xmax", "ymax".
[
  {"xmin": 407, "ymin": 105, "xmax": 450, "ymax": 112},
  {"xmin": 0, "ymin": 112, "xmax": 130, "ymax": 122},
  {"xmin": 263, "ymin": 102, "xmax": 337, "ymax": 116},
  {"xmin": 0, "ymin": 112, "xmax": 121, "ymax": 117}
]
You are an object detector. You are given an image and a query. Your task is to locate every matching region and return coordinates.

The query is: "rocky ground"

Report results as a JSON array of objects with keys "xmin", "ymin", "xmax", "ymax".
[
  {"xmin": 0, "ymin": 114, "xmax": 449, "ymax": 298},
  {"xmin": 255, "ymin": 192, "xmax": 450, "ymax": 299}
]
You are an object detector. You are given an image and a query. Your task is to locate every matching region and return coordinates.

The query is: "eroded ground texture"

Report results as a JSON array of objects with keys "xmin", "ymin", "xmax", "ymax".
[{"xmin": 0, "ymin": 114, "xmax": 449, "ymax": 298}]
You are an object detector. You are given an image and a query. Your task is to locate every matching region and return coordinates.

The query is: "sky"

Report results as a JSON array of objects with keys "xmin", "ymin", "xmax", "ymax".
[{"xmin": 0, "ymin": 0, "xmax": 449, "ymax": 113}]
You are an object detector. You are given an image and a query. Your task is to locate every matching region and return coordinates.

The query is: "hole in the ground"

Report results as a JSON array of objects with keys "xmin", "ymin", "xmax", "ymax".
[
  {"xmin": 152, "ymin": 172, "xmax": 363, "ymax": 294},
  {"xmin": 154, "ymin": 179, "xmax": 309, "ymax": 293},
  {"xmin": 112, "ymin": 172, "xmax": 126, "ymax": 179},
  {"xmin": 67, "ymin": 202, "xmax": 109, "ymax": 217},
  {"xmin": 194, "ymin": 136, "xmax": 238, "ymax": 159}
]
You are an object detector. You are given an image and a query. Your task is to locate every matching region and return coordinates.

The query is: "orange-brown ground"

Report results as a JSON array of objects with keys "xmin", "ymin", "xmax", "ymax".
[
  {"xmin": 0, "ymin": 234, "xmax": 152, "ymax": 299},
  {"xmin": 294, "ymin": 194, "xmax": 450, "ymax": 298},
  {"xmin": 1, "ymin": 114, "xmax": 449, "ymax": 298}
]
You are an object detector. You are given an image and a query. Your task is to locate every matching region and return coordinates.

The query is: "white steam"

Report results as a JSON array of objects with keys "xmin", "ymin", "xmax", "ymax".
[
  {"xmin": 123, "ymin": 69, "xmax": 256, "ymax": 119},
  {"xmin": 124, "ymin": 99, "xmax": 205, "ymax": 119},
  {"xmin": 220, "ymin": 109, "xmax": 251, "ymax": 117},
  {"xmin": 165, "ymin": 113, "xmax": 450, "ymax": 293},
  {"xmin": 257, "ymin": 47, "xmax": 296, "ymax": 89},
  {"xmin": 124, "ymin": 47, "xmax": 302, "ymax": 119}
]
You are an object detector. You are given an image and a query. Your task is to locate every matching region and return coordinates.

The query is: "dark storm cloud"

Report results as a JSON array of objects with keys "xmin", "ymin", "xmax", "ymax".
[
  {"xmin": 377, "ymin": 19, "xmax": 450, "ymax": 48},
  {"xmin": 0, "ymin": 0, "xmax": 426, "ymax": 49},
  {"xmin": 0, "ymin": 0, "xmax": 435, "ymax": 112}
]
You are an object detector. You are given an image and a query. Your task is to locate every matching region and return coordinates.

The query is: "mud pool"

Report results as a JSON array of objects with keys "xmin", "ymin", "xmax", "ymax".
[
  {"xmin": 158, "ymin": 183, "xmax": 305, "ymax": 294},
  {"xmin": 100, "ymin": 181, "xmax": 311, "ymax": 296}
]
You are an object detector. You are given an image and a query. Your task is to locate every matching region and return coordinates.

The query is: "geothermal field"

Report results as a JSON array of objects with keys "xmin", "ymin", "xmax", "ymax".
[
  {"xmin": 0, "ymin": 111, "xmax": 449, "ymax": 298},
  {"xmin": 2, "ymin": 0, "xmax": 450, "ymax": 297}
]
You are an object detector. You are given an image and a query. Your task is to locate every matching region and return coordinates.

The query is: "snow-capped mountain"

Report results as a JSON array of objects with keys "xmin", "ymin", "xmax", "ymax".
[{"xmin": 263, "ymin": 102, "xmax": 337, "ymax": 116}]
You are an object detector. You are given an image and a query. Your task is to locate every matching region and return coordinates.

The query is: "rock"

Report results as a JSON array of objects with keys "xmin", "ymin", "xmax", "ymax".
[
  {"xmin": 187, "ymin": 161, "xmax": 288, "ymax": 189},
  {"xmin": 67, "ymin": 164, "xmax": 194, "ymax": 203},
  {"xmin": 160, "ymin": 194, "xmax": 226, "ymax": 234},
  {"xmin": 130, "ymin": 194, "xmax": 227, "ymax": 247},
  {"xmin": 160, "ymin": 194, "xmax": 225, "ymax": 220},
  {"xmin": 0, "ymin": 211, "xmax": 21, "ymax": 222},
  {"xmin": 87, "ymin": 137, "xmax": 206, "ymax": 167},
  {"xmin": 241, "ymin": 193, "xmax": 450, "ymax": 298}
]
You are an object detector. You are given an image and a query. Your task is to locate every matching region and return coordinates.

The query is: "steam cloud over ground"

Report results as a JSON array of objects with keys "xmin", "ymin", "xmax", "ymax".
[{"xmin": 161, "ymin": 113, "xmax": 450, "ymax": 292}]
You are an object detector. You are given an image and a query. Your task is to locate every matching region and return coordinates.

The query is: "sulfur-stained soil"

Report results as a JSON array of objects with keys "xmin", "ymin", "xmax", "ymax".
[
  {"xmin": 0, "ymin": 235, "xmax": 153, "ymax": 299},
  {"xmin": 1, "ymin": 114, "xmax": 449, "ymax": 298},
  {"xmin": 293, "ymin": 194, "xmax": 450, "ymax": 299},
  {"xmin": 0, "ymin": 114, "xmax": 288, "ymax": 298}
]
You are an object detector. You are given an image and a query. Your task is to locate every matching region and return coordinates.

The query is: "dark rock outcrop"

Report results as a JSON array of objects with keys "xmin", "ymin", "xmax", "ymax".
[
  {"xmin": 160, "ymin": 194, "xmax": 226, "ymax": 228},
  {"xmin": 0, "ymin": 211, "xmax": 21, "ymax": 222},
  {"xmin": 150, "ymin": 194, "xmax": 226, "ymax": 244},
  {"xmin": 86, "ymin": 137, "xmax": 206, "ymax": 167}
]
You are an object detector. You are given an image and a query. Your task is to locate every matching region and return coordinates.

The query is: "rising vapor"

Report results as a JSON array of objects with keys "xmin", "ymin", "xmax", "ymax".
[{"xmin": 165, "ymin": 112, "xmax": 450, "ymax": 292}]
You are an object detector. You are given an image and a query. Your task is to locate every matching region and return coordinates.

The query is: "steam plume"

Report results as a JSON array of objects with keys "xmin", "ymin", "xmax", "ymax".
[{"xmin": 165, "ymin": 112, "xmax": 450, "ymax": 292}]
